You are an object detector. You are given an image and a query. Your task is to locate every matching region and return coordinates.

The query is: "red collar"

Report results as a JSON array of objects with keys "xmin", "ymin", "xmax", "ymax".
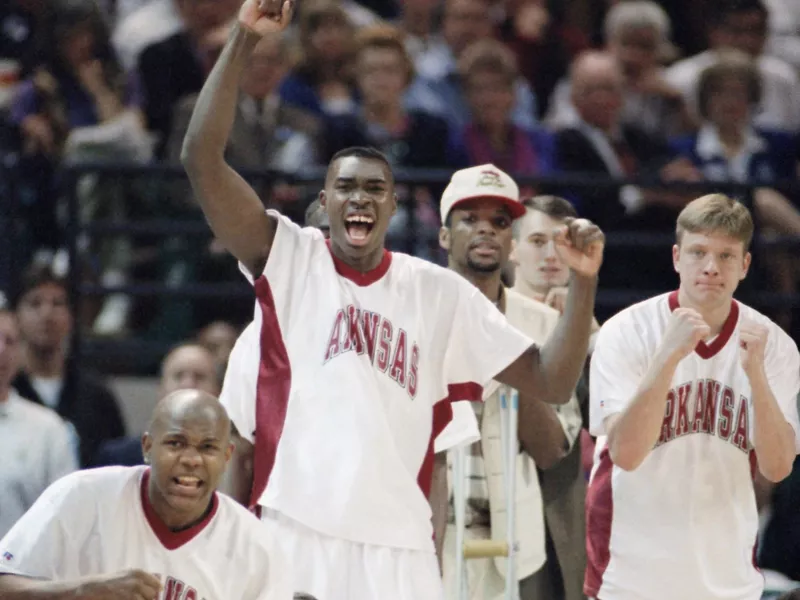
[
  {"xmin": 140, "ymin": 468, "xmax": 218, "ymax": 550},
  {"xmin": 668, "ymin": 291, "xmax": 739, "ymax": 359},
  {"xmin": 326, "ymin": 240, "xmax": 392, "ymax": 286}
]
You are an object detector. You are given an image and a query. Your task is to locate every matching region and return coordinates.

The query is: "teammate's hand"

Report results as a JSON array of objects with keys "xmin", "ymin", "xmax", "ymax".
[
  {"xmin": 543, "ymin": 287, "xmax": 568, "ymax": 314},
  {"xmin": 553, "ymin": 218, "xmax": 605, "ymax": 278},
  {"xmin": 739, "ymin": 318, "xmax": 768, "ymax": 378},
  {"xmin": 662, "ymin": 308, "xmax": 710, "ymax": 361},
  {"xmin": 239, "ymin": 0, "xmax": 294, "ymax": 36},
  {"xmin": 78, "ymin": 569, "xmax": 162, "ymax": 600}
]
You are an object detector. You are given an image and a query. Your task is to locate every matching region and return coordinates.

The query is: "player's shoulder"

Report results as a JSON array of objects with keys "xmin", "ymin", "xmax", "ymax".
[
  {"xmin": 391, "ymin": 253, "xmax": 472, "ymax": 292},
  {"xmin": 40, "ymin": 466, "xmax": 143, "ymax": 506},
  {"xmin": 213, "ymin": 496, "xmax": 279, "ymax": 552},
  {"xmin": 596, "ymin": 293, "xmax": 670, "ymax": 348},
  {"xmin": 737, "ymin": 301, "xmax": 799, "ymax": 353},
  {"xmin": 268, "ymin": 209, "xmax": 325, "ymax": 243}
]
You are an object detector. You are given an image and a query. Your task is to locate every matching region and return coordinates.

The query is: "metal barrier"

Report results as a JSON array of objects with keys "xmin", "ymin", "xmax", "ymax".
[{"xmin": 2, "ymin": 159, "xmax": 799, "ymax": 373}]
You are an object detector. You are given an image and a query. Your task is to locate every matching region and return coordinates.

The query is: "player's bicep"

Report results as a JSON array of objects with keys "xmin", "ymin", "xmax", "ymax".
[{"xmin": 185, "ymin": 156, "xmax": 277, "ymax": 277}]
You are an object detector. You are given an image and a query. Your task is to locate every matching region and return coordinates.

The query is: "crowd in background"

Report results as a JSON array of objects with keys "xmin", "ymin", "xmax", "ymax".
[{"xmin": 1, "ymin": 0, "xmax": 800, "ymax": 598}]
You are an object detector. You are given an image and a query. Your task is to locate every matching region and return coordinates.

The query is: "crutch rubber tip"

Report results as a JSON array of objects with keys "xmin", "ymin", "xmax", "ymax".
[{"xmin": 462, "ymin": 540, "xmax": 509, "ymax": 558}]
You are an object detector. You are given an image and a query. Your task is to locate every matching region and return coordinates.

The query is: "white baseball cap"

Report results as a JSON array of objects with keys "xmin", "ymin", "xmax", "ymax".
[{"xmin": 439, "ymin": 164, "xmax": 525, "ymax": 224}]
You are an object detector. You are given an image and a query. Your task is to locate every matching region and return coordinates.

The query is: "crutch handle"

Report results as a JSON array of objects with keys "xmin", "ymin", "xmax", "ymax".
[{"xmin": 463, "ymin": 540, "xmax": 509, "ymax": 559}]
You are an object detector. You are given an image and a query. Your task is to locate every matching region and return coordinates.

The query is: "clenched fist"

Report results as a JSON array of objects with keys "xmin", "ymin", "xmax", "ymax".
[
  {"xmin": 239, "ymin": 0, "xmax": 294, "ymax": 36},
  {"xmin": 78, "ymin": 569, "xmax": 162, "ymax": 600},
  {"xmin": 739, "ymin": 318, "xmax": 768, "ymax": 378},
  {"xmin": 552, "ymin": 218, "xmax": 605, "ymax": 278},
  {"xmin": 662, "ymin": 308, "xmax": 710, "ymax": 362}
]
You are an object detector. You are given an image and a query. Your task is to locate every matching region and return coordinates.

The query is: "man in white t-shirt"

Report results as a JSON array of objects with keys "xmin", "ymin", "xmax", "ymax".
[
  {"xmin": 180, "ymin": 2, "xmax": 604, "ymax": 598},
  {"xmin": 0, "ymin": 389, "xmax": 291, "ymax": 600},
  {"xmin": 586, "ymin": 193, "xmax": 800, "ymax": 600}
]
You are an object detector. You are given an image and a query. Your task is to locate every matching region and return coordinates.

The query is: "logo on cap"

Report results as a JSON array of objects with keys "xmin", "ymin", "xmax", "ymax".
[{"xmin": 477, "ymin": 170, "xmax": 506, "ymax": 190}]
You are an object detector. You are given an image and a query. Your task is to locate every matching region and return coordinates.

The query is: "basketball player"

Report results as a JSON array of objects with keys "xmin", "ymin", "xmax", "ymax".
[
  {"xmin": 0, "ymin": 390, "xmax": 291, "ymax": 600},
  {"xmin": 438, "ymin": 168, "xmax": 580, "ymax": 600},
  {"xmin": 180, "ymin": 1, "xmax": 604, "ymax": 598},
  {"xmin": 586, "ymin": 194, "xmax": 800, "ymax": 600}
]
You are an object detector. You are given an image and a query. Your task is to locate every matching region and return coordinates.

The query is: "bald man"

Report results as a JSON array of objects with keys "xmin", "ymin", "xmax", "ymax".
[
  {"xmin": 92, "ymin": 343, "xmax": 221, "ymax": 467},
  {"xmin": 0, "ymin": 390, "xmax": 292, "ymax": 600}
]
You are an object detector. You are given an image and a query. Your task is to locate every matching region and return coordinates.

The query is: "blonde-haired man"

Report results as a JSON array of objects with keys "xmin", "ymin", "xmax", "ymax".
[{"xmin": 586, "ymin": 193, "xmax": 800, "ymax": 600}]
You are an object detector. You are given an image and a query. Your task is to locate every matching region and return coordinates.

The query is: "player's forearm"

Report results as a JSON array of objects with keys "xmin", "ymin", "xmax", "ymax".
[
  {"xmin": 749, "ymin": 370, "xmax": 795, "ymax": 482},
  {"xmin": 535, "ymin": 274, "xmax": 597, "ymax": 405},
  {"xmin": 0, "ymin": 574, "xmax": 89, "ymax": 600},
  {"xmin": 518, "ymin": 394, "xmax": 568, "ymax": 470},
  {"xmin": 181, "ymin": 24, "xmax": 259, "ymax": 169},
  {"xmin": 429, "ymin": 453, "xmax": 448, "ymax": 572},
  {"xmin": 608, "ymin": 348, "xmax": 680, "ymax": 471}
]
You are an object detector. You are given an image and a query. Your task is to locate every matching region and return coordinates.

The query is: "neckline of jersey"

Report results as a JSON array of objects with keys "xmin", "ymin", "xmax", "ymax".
[
  {"xmin": 139, "ymin": 468, "xmax": 219, "ymax": 550},
  {"xmin": 667, "ymin": 290, "xmax": 739, "ymax": 359},
  {"xmin": 325, "ymin": 240, "xmax": 392, "ymax": 286}
]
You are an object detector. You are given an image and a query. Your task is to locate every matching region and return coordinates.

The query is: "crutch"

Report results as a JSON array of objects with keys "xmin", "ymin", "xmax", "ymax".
[{"xmin": 453, "ymin": 388, "xmax": 520, "ymax": 600}]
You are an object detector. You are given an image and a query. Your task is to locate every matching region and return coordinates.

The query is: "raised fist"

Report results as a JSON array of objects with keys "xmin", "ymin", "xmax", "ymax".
[
  {"xmin": 239, "ymin": 0, "xmax": 294, "ymax": 37},
  {"xmin": 662, "ymin": 308, "xmax": 710, "ymax": 361}
]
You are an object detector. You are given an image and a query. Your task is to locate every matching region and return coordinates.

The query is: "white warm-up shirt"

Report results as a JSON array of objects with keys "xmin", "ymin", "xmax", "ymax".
[
  {"xmin": 586, "ymin": 291, "xmax": 800, "ymax": 600},
  {"xmin": 0, "ymin": 466, "xmax": 291, "ymax": 600},
  {"xmin": 222, "ymin": 211, "xmax": 533, "ymax": 551}
]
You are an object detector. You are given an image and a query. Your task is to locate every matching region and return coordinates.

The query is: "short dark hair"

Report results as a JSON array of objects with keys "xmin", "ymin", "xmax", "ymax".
[
  {"xmin": 12, "ymin": 263, "xmax": 70, "ymax": 310},
  {"xmin": 708, "ymin": 0, "xmax": 768, "ymax": 28},
  {"xmin": 522, "ymin": 195, "xmax": 578, "ymax": 220},
  {"xmin": 327, "ymin": 146, "xmax": 394, "ymax": 184}
]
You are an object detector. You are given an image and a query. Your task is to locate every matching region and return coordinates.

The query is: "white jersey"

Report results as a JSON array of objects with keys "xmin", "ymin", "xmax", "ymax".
[
  {"xmin": 587, "ymin": 292, "xmax": 800, "ymax": 600},
  {"xmin": 223, "ymin": 211, "xmax": 533, "ymax": 551},
  {"xmin": 0, "ymin": 466, "xmax": 291, "ymax": 600}
]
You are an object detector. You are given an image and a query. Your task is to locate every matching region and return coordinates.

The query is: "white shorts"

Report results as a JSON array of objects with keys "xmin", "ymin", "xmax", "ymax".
[{"xmin": 260, "ymin": 509, "xmax": 444, "ymax": 600}]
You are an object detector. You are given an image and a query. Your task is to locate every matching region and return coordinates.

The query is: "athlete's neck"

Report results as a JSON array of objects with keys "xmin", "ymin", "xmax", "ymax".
[
  {"xmin": 148, "ymin": 478, "xmax": 212, "ymax": 531},
  {"xmin": 452, "ymin": 263, "xmax": 503, "ymax": 305},
  {"xmin": 330, "ymin": 240, "xmax": 385, "ymax": 273},
  {"xmin": 23, "ymin": 344, "xmax": 65, "ymax": 378},
  {"xmin": 512, "ymin": 274, "xmax": 547, "ymax": 303},
  {"xmin": 677, "ymin": 287, "xmax": 732, "ymax": 336}
]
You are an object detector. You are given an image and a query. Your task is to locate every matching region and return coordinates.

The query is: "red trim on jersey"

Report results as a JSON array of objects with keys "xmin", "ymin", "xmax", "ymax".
[
  {"xmin": 326, "ymin": 240, "xmax": 392, "ymax": 286},
  {"xmin": 668, "ymin": 291, "xmax": 739, "ymax": 359},
  {"xmin": 249, "ymin": 276, "xmax": 292, "ymax": 510},
  {"xmin": 418, "ymin": 382, "xmax": 483, "ymax": 499},
  {"xmin": 584, "ymin": 447, "xmax": 614, "ymax": 598},
  {"xmin": 140, "ymin": 469, "xmax": 219, "ymax": 550}
]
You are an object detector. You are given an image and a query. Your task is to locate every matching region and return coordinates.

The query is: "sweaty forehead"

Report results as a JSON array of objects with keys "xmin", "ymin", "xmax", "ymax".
[
  {"xmin": 157, "ymin": 406, "xmax": 227, "ymax": 439},
  {"xmin": 519, "ymin": 210, "xmax": 562, "ymax": 235},
  {"xmin": 328, "ymin": 157, "xmax": 391, "ymax": 185}
]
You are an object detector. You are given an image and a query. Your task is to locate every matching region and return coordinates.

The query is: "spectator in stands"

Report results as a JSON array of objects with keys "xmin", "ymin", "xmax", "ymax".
[
  {"xmin": 0, "ymin": 0, "xmax": 50, "ymax": 110},
  {"xmin": 168, "ymin": 33, "xmax": 321, "ymax": 176},
  {"xmin": 304, "ymin": 198, "xmax": 330, "ymax": 239},
  {"xmin": 137, "ymin": 0, "xmax": 240, "ymax": 157},
  {"xmin": 406, "ymin": 0, "xmax": 538, "ymax": 130},
  {"xmin": 278, "ymin": 0, "xmax": 358, "ymax": 118},
  {"xmin": 322, "ymin": 24, "xmax": 468, "ymax": 257},
  {"xmin": 458, "ymin": 39, "xmax": 557, "ymax": 198},
  {"xmin": 11, "ymin": 262, "xmax": 126, "ymax": 467},
  {"xmin": 113, "ymin": 0, "xmax": 239, "ymax": 72},
  {"xmin": 92, "ymin": 342, "xmax": 219, "ymax": 467},
  {"xmin": 0, "ymin": 307, "xmax": 77, "ymax": 538},
  {"xmin": 509, "ymin": 195, "xmax": 592, "ymax": 600},
  {"xmin": 395, "ymin": 0, "xmax": 441, "ymax": 62},
  {"xmin": 665, "ymin": 0, "xmax": 800, "ymax": 134},
  {"xmin": 555, "ymin": 51, "xmax": 701, "ymax": 294},
  {"xmin": 196, "ymin": 320, "xmax": 239, "ymax": 376},
  {"xmin": 546, "ymin": 1, "xmax": 692, "ymax": 138}
]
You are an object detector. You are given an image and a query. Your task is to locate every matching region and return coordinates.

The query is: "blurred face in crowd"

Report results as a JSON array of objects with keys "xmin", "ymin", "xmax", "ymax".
[
  {"xmin": 512, "ymin": 209, "xmax": 570, "ymax": 295},
  {"xmin": 309, "ymin": 15, "xmax": 350, "ymax": 62},
  {"xmin": 177, "ymin": 0, "xmax": 239, "ymax": 37},
  {"xmin": 16, "ymin": 283, "xmax": 72, "ymax": 354},
  {"xmin": 0, "ymin": 312, "xmax": 21, "ymax": 392},
  {"xmin": 441, "ymin": 199, "xmax": 514, "ymax": 275},
  {"xmin": 571, "ymin": 53, "xmax": 624, "ymax": 132},
  {"xmin": 443, "ymin": 0, "xmax": 493, "ymax": 58},
  {"xmin": 357, "ymin": 45, "xmax": 410, "ymax": 107},
  {"xmin": 240, "ymin": 36, "xmax": 287, "ymax": 99},
  {"xmin": 712, "ymin": 10, "xmax": 768, "ymax": 57},
  {"xmin": 673, "ymin": 230, "xmax": 750, "ymax": 311},
  {"xmin": 160, "ymin": 344, "xmax": 219, "ymax": 398},
  {"xmin": 61, "ymin": 22, "xmax": 96, "ymax": 68},
  {"xmin": 465, "ymin": 69, "xmax": 515, "ymax": 131},
  {"xmin": 609, "ymin": 25, "xmax": 660, "ymax": 81},
  {"xmin": 196, "ymin": 322, "xmax": 238, "ymax": 370},
  {"xmin": 307, "ymin": 205, "xmax": 331, "ymax": 238},
  {"xmin": 705, "ymin": 75, "xmax": 752, "ymax": 130}
]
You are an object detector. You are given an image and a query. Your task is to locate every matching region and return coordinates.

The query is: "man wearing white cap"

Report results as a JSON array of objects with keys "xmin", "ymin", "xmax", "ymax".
[{"xmin": 439, "ymin": 164, "xmax": 585, "ymax": 600}]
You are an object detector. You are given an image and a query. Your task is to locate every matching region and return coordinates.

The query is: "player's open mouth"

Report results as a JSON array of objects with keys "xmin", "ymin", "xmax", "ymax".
[
  {"xmin": 344, "ymin": 215, "xmax": 375, "ymax": 247},
  {"xmin": 171, "ymin": 476, "xmax": 204, "ymax": 494}
]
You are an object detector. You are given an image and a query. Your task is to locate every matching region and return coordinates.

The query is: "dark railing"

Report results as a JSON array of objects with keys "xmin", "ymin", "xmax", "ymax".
[{"xmin": 2, "ymin": 159, "xmax": 799, "ymax": 373}]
